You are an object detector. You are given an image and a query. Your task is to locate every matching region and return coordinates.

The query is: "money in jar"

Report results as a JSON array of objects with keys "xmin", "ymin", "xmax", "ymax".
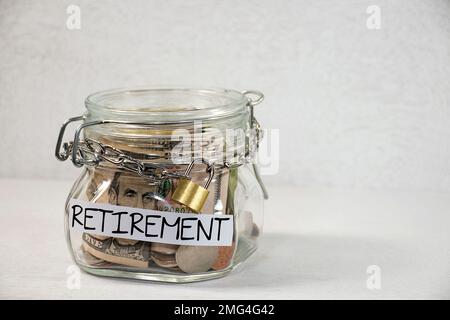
[{"xmin": 55, "ymin": 87, "xmax": 267, "ymax": 283}]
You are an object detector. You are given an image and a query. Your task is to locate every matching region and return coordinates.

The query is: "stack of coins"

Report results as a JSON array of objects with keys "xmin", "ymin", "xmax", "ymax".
[{"xmin": 151, "ymin": 243, "xmax": 178, "ymax": 269}]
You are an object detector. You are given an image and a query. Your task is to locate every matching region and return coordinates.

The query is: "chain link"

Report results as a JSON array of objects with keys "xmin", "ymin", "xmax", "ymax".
[{"xmin": 65, "ymin": 138, "xmax": 186, "ymax": 181}]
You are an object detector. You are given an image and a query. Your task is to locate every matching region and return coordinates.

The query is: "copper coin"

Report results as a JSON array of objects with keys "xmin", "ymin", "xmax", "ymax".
[{"xmin": 211, "ymin": 243, "xmax": 235, "ymax": 271}]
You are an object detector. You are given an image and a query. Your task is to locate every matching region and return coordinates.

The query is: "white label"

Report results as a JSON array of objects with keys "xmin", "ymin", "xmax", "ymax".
[{"xmin": 69, "ymin": 199, "xmax": 234, "ymax": 246}]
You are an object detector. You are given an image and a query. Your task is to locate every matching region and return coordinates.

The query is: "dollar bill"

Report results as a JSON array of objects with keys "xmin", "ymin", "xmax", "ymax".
[{"xmin": 82, "ymin": 233, "xmax": 151, "ymax": 268}]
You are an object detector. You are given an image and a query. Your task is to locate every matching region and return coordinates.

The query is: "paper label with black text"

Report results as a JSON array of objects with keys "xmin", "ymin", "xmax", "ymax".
[{"xmin": 69, "ymin": 199, "xmax": 234, "ymax": 246}]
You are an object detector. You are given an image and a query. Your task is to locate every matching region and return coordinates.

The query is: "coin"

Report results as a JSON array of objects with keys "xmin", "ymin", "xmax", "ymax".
[
  {"xmin": 175, "ymin": 245, "xmax": 219, "ymax": 273},
  {"xmin": 151, "ymin": 252, "xmax": 178, "ymax": 268},
  {"xmin": 211, "ymin": 243, "xmax": 235, "ymax": 271},
  {"xmin": 151, "ymin": 242, "xmax": 179, "ymax": 255}
]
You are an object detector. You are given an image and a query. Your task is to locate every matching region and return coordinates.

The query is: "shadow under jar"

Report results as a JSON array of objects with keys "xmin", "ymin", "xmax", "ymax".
[{"xmin": 55, "ymin": 87, "xmax": 267, "ymax": 283}]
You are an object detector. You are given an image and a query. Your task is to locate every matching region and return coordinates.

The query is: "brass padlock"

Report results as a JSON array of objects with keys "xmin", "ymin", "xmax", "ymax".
[{"xmin": 171, "ymin": 161, "xmax": 215, "ymax": 213}]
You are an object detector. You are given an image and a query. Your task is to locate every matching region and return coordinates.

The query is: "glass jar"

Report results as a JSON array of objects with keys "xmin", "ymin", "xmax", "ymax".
[{"xmin": 55, "ymin": 87, "xmax": 267, "ymax": 283}]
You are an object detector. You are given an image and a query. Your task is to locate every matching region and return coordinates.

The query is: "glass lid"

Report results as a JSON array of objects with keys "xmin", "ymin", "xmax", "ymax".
[{"xmin": 85, "ymin": 87, "xmax": 249, "ymax": 123}]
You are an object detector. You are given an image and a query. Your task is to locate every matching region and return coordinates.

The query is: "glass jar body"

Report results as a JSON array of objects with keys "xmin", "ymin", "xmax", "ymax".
[
  {"xmin": 59, "ymin": 87, "xmax": 265, "ymax": 283},
  {"xmin": 65, "ymin": 163, "xmax": 263, "ymax": 282}
]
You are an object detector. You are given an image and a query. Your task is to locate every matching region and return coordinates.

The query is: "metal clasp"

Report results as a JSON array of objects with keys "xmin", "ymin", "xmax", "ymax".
[
  {"xmin": 242, "ymin": 90, "xmax": 269, "ymax": 200},
  {"xmin": 55, "ymin": 115, "xmax": 85, "ymax": 161},
  {"xmin": 243, "ymin": 90, "xmax": 264, "ymax": 107}
]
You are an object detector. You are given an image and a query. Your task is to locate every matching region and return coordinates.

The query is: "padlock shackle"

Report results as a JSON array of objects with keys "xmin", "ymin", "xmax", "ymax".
[
  {"xmin": 183, "ymin": 159, "xmax": 215, "ymax": 189},
  {"xmin": 204, "ymin": 165, "xmax": 215, "ymax": 189}
]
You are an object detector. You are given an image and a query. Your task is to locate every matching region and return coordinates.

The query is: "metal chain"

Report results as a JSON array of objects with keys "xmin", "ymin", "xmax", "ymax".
[
  {"xmin": 65, "ymin": 138, "xmax": 186, "ymax": 181},
  {"xmin": 66, "ymin": 137, "xmax": 258, "ymax": 177},
  {"xmin": 63, "ymin": 135, "xmax": 259, "ymax": 182}
]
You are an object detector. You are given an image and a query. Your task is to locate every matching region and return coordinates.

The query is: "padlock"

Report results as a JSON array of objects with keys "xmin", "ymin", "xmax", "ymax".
[{"xmin": 171, "ymin": 160, "xmax": 215, "ymax": 213}]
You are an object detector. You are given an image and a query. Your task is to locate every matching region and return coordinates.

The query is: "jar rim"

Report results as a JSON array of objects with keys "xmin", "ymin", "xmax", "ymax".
[{"xmin": 85, "ymin": 86, "xmax": 249, "ymax": 123}]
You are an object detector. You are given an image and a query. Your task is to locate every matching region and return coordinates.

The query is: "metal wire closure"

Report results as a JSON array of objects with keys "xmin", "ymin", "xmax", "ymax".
[
  {"xmin": 243, "ymin": 91, "xmax": 269, "ymax": 200},
  {"xmin": 55, "ymin": 115, "xmax": 85, "ymax": 161},
  {"xmin": 55, "ymin": 90, "xmax": 268, "ymax": 197},
  {"xmin": 242, "ymin": 90, "xmax": 264, "ymax": 107}
]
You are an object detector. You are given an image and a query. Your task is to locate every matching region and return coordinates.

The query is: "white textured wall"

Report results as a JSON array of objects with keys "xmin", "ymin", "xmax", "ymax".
[{"xmin": 0, "ymin": 0, "xmax": 449, "ymax": 192}]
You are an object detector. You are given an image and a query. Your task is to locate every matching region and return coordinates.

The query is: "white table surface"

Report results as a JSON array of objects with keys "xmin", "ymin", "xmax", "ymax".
[{"xmin": 0, "ymin": 178, "xmax": 448, "ymax": 299}]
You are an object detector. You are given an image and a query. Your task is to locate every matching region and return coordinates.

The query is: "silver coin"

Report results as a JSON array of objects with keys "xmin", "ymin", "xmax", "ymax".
[
  {"xmin": 175, "ymin": 245, "xmax": 218, "ymax": 273},
  {"xmin": 151, "ymin": 252, "xmax": 178, "ymax": 268},
  {"xmin": 151, "ymin": 242, "xmax": 179, "ymax": 255}
]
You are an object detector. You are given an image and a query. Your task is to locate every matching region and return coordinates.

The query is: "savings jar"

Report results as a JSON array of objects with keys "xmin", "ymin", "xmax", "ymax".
[{"xmin": 54, "ymin": 87, "xmax": 267, "ymax": 283}]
